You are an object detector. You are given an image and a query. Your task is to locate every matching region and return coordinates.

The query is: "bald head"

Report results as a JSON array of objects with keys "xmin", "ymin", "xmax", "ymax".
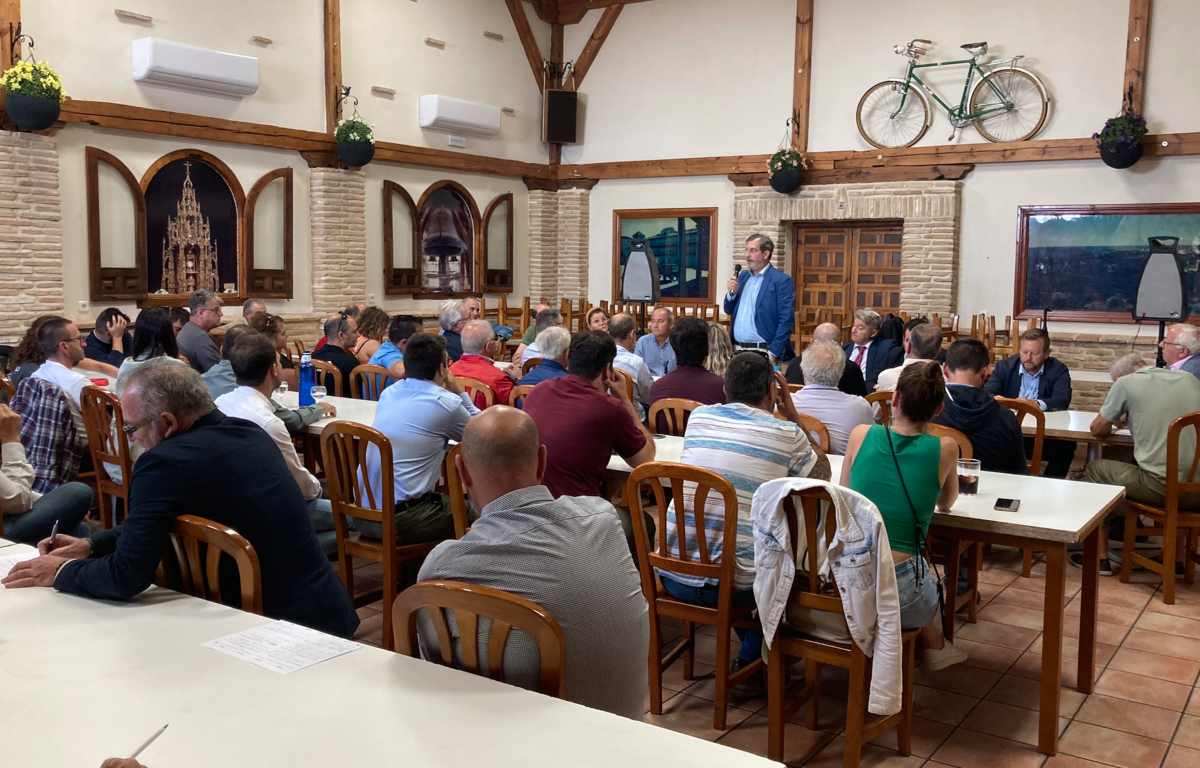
[
  {"xmin": 812, "ymin": 322, "xmax": 841, "ymax": 343},
  {"xmin": 460, "ymin": 319, "xmax": 495, "ymax": 355},
  {"xmin": 458, "ymin": 406, "xmax": 546, "ymax": 507}
]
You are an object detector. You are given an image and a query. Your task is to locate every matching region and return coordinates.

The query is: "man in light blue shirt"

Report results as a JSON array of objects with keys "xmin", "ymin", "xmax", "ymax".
[
  {"xmin": 732, "ymin": 268, "xmax": 767, "ymax": 346},
  {"xmin": 363, "ymin": 333, "xmax": 479, "ymax": 543},
  {"xmin": 633, "ymin": 307, "xmax": 676, "ymax": 376},
  {"xmin": 723, "ymin": 233, "xmax": 796, "ymax": 359},
  {"xmin": 368, "ymin": 314, "xmax": 421, "ymax": 380}
]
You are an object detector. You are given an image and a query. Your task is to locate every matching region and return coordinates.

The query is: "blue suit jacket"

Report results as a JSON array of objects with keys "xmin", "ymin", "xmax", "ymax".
[
  {"xmin": 722, "ymin": 265, "xmax": 796, "ymax": 358},
  {"xmin": 983, "ymin": 355, "xmax": 1072, "ymax": 411},
  {"xmin": 1180, "ymin": 355, "xmax": 1200, "ymax": 381},
  {"xmin": 843, "ymin": 338, "xmax": 904, "ymax": 392}
]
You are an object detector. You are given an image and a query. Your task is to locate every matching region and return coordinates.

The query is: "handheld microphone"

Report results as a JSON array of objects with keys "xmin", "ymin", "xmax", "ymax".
[{"xmin": 735, "ymin": 264, "xmax": 742, "ymax": 276}]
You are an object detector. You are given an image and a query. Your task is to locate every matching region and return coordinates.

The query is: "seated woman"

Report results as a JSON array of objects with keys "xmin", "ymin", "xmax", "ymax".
[
  {"xmin": 115, "ymin": 308, "xmax": 186, "ymax": 396},
  {"xmin": 352, "ymin": 306, "xmax": 390, "ymax": 364},
  {"xmin": 586, "ymin": 307, "xmax": 609, "ymax": 333},
  {"xmin": 840, "ymin": 360, "xmax": 965, "ymax": 670},
  {"xmin": 248, "ymin": 312, "xmax": 297, "ymax": 391}
]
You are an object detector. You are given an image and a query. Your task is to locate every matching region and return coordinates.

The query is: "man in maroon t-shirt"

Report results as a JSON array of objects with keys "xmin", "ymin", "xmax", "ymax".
[
  {"xmin": 524, "ymin": 331, "xmax": 656, "ymax": 498},
  {"xmin": 648, "ymin": 317, "xmax": 726, "ymax": 432}
]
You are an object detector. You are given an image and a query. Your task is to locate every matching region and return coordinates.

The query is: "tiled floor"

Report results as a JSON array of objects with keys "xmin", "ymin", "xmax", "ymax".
[{"xmin": 353, "ymin": 549, "xmax": 1200, "ymax": 767}]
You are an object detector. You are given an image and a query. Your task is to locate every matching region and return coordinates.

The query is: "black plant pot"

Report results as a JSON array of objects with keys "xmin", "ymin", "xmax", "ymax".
[
  {"xmin": 1099, "ymin": 140, "xmax": 1143, "ymax": 169},
  {"xmin": 4, "ymin": 92, "xmax": 61, "ymax": 132},
  {"xmin": 337, "ymin": 140, "xmax": 374, "ymax": 168},
  {"xmin": 769, "ymin": 167, "xmax": 803, "ymax": 194}
]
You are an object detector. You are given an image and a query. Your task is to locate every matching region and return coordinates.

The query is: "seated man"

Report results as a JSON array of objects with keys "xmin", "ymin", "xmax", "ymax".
[
  {"xmin": 524, "ymin": 331, "xmax": 655, "ymax": 498},
  {"xmin": 366, "ymin": 333, "xmax": 479, "ymax": 542},
  {"xmin": 875, "ymin": 321, "xmax": 942, "ymax": 393},
  {"xmin": 649, "ymin": 316, "xmax": 726, "ymax": 419},
  {"xmin": 843, "ymin": 309, "xmax": 904, "ymax": 392},
  {"xmin": 935, "ymin": 338, "xmax": 1027, "ymax": 474},
  {"xmin": 368, "ymin": 314, "xmax": 421, "ymax": 381},
  {"xmin": 312, "ymin": 312, "xmax": 360, "ymax": 394},
  {"xmin": 785, "ymin": 322, "xmax": 868, "ymax": 396},
  {"xmin": 790, "ymin": 340, "xmax": 873, "ymax": 454},
  {"xmin": 0, "ymin": 403, "xmax": 93, "ymax": 544},
  {"xmin": 662, "ymin": 351, "xmax": 829, "ymax": 669},
  {"xmin": 513, "ymin": 301, "xmax": 552, "ymax": 361},
  {"xmin": 634, "ymin": 307, "xmax": 677, "ymax": 376},
  {"xmin": 84, "ymin": 307, "xmax": 133, "ymax": 367},
  {"xmin": 176, "ymin": 289, "xmax": 224, "ymax": 374},
  {"xmin": 609, "ymin": 312, "xmax": 654, "ymax": 417},
  {"xmin": 3, "ymin": 359, "xmax": 359, "ymax": 638},
  {"xmin": 215, "ymin": 333, "xmax": 337, "ymax": 554},
  {"xmin": 417, "ymin": 406, "xmax": 649, "ymax": 718},
  {"xmin": 984, "ymin": 328, "xmax": 1075, "ymax": 477},
  {"xmin": 518, "ymin": 307, "xmax": 564, "ymax": 366},
  {"xmin": 29, "ymin": 316, "xmax": 90, "ymax": 427},
  {"xmin": 516, "ymin": 326, "xmax": 571, "ymax": 387},
  {"xmin": 1160, "ymin": 322, "xmax": 1200, "ymax": 380},
  {"xmin": 449, "ymin": 319, "xmax": 514, "ymax": 409}
]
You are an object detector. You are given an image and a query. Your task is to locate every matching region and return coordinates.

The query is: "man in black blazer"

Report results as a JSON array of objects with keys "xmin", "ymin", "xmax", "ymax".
[
  {"xmin": 843, "ymin": 309, "xmax": 904, "ymax": 391},
  {"xmin": 786, "ymin": 322, "xmax": 867, "ymax": 395},
  {"xmin": 3, "ymin": 359, "xmax": 360, "ymax": 638},
  {"xmin": 984, "ymin": 328, "xmax": 1075, "ymax": 477}
]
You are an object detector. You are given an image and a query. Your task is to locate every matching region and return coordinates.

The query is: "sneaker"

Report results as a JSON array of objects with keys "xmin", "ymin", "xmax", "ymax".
[
  {"xmin": 1067, "ymin": 552, "xmax": 1114, "ymax": 575},
  {"xmin": 923, "ymin": 642, "xmax": 968, "ymax": 672}
]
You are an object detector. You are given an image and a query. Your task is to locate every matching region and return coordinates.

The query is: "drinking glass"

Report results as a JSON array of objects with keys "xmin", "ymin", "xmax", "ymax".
[
  {"xmin": 311, "ymin": 385, "xmax": 327, "ymax": 403},
  {"xmin": 957, "ymin": 458, "xmax": 981, "ymax": 495},
  {"xmin": 275, "ymin": 380, "xmax": 289, "ymax": 397}
]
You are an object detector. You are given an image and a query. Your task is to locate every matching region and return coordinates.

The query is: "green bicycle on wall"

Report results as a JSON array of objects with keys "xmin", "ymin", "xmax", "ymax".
[{"xmin": 856, "ymin": 39, "xmax": 1050, "ymax": 149}]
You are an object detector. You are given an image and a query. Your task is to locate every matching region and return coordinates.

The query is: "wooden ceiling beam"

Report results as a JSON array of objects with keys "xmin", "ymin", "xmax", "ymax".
[
  {"xmin": 729, "ymin": 164, "xmax": 974, "ymax": 187},
  {"xmin": 556, "ymin": 0, "xmax": 651, "ymax": 25},
  {"xmin": 0, "ymin": 0, "xmax": 18, "ymax": 72},
  {"xmin": 1123, "ymin": 0, "xmax": 1152, "ymax": 114},
  {"xmin": 792, "ymin": 0, "xmax": 813, "ymax": 151},
  {"xmin": 323, "ymin": 0, "xmax": 342, "ymax": 134},
  {"xmin": 571, "ymin": 4, "xmax": 622, "ymax": 88},
  {"xmin": 506, "ymin": 0, "xmax": 546, "ymax": 89}
]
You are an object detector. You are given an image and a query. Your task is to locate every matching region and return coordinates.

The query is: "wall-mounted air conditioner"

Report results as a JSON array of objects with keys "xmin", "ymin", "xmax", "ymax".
[
  {"xmin": 131, "ymin": 37, "xmax": 259, "ymax": 97},
  {"xmin": 419, "ymin": 94, "xmax": 501, "ymax": 136}
]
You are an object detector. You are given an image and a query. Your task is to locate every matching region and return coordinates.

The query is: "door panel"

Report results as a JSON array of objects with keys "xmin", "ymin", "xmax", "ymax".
[{"xmin": 794, "ymin": 224, "xmax": 902, "ymax": 332}]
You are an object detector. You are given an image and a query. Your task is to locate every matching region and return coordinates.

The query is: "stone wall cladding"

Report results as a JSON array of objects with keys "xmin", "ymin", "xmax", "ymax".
[
  {"xmin": 527, "ymin": 187, "xmax": 589, "ymax": 302},
  {"xmin": 1048, "ymin": 333, "xmax": 1158, "ymax": 373},
  {"xmin": 309, "ymin": 168, "xmax": 367, "ymax": 316},
  {"xmin": 0, "ymin": 131, "xmax": 65, "ymax": 343},
  {"xmin": 732, "ymin": 181, "xmax": 960, "ymax": 316}
]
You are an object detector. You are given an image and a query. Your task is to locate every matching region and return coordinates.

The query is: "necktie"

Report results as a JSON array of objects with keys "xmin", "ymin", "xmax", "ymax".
[{"xmin": 853, "ymin": 345, "xmax": 866, "ymax": 367}]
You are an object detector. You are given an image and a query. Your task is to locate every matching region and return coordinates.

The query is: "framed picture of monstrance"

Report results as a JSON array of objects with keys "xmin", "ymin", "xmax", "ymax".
[{"xmin": 145, "ymin": 157, "xmax": 240, "ymax": 295}]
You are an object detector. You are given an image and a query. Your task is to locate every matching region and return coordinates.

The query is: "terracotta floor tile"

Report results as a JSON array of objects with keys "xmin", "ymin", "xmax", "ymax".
[
  {"xmin": 644, "ymin": 692, "xmax": 755, "ymax": 740},
  {"xmin": 678, "ymin": 670, "xmax": 766, "ymax": 711},
  {"xmin": 912, "ymin": 684, "xmax": 977, "ymax": 726},
  {"xmin": 1175, "ymin": 714, "xmax": 1200, "ymax": 750},
  {"xmin": 1164, "ymin": 744, "xmax": 1200, "ymax": 768},
  {"xmin": 803, "ymin": 736, "xmax": 924, "ymax": 767},
  {"xmin": 978, "ymin": 602, "xmax": 1046, "ymax": 631},
  {"xmin": 1009, "ymin": 651, "xmax": 1092, "ymax": 687},
  {"xmin": 1108, "ymin": 647, "xmax": 1200, "ymax": 685},
  {"xmin": 1064, "ymin": 599, "xmax": 1143, "ymax": 628},
  {"xmin": 1030, "ymin": 634, "xmax": 1118, "ymax": 665},
  {"xmin": 1063, "ymin": 618, "xmax": 1130, "ymax": 646},
  {"xmin": 661, "ymin": 657, "xmax": 712, "ymax": 694},
  {"xmin": 1124, "ymin": 628, "xmax": 1200, "ymax": 662},
  {"xmin": 1094, "ymin": 669, "xmax": 1192, "ymax": 711},
  {"xmin": 1146, "ymin": 596, "xmax": 1200, "ymax": 622},
  {"xmin": 1042, "ymin": 756, "xmax": 1119, "ymax": 768},
  {"xmin": 979, "ymin": 567, "xmax": 1021, "ymax": 587},
  {"xmin": 1188, "ymin": 687, "xmax": 1200, "ymax": 716},
  {"xmin": 1096, "ymin": 582, "xmax": 1157, "ymax": 610},
  {"xmin": 992, "ymin": 585, "xmax": 1057, "ymax": 611},
  {"xmin": 916, "ymin": 664, "xmax": 1001, "ymax": 698},
  {"xmin": 955, "ymin": 637, "xmax": 1024, "ymax": 673},
  {"xmin": 1074, "ymin": 693, "xmax": 1182, "ymax": 742},
  {"xmin": 955, "ymin": 619, "xmax": 1040, "ymax": 650},
  {"xmin": 1136, "ymin": 611, "xmax": 1200, "ymax": 639},
  {"xmin": 714, "ymin": 712, "xmax": 830, "ymax": 761},
  {"xmin": 930, "ymin": 729, "xmax": 1045, "ymax": 768},
  {"xmin": 1057, "ymin": 721, "xmax": 1169, "ymax": 768},
  {"xmin": 866, "ymin": 715, "xmax": 953, "ymax": 758},
  {"xmin": 959, "ymin": 699, "xmax": 1068, "ymax": 747},
  {"xmin": 986, "ymin": 673, "xmax": 1087, "ymax": 717},
  {"xmin": 352, "ymin": 611, "xmax": 384, "ymax": 645}
]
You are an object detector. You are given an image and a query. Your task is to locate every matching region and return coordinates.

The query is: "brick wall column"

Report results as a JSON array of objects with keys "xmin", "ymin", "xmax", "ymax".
[
  {"xmin": 556, "ymin": 187, "xmax": 589, "ymax": 300},
  {"xmin": 309, "ymin": 168, "xmax": 367, "ymax": 315},
  {"xmin": 0, "ymin": 131, "xmax": 64, "ymax": 343},
  {"xmin": 526, "ymin": 189, "xmax": 557, "ymax": 302}
]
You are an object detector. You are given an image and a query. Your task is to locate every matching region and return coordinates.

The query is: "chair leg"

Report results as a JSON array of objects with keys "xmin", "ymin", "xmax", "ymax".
[
  {"xmin": 647, "ymin": 616, "xmax": 664, "ymax": 715},
  {"xmin": 967, "ymin": 543, "xmax": 982, "ymax": 623},
  {"xmin": 712, "ymin": 621, "xmax": 732, "ymax": 731},
  {"xmin": 943, "ymin": 540, "xmax": 961, "ymax": 643},
  {"xmin": 1163, "ymin": 521, "xmax": 1178, "ymax": 605},
  {"xmin": 805, "ymin": 659, "xmax": 821, "ymax": 730},
  {"xmin": 1119, "ymin": 508, "xmax": 1136, "ymax": 584},
  {"xmin": 896, "ymin": 635, "xmax": 917, "ymax": 756},
  {"xmin": 767, "ymin": 642, "xmax": 786, "ymax": 761},
  {"xmin": 381, "ymin": 565, "xmax": 396, "ymax": 651},
  {"xmin": 843, "ymin": 652, "xmax": 867, "ymax": 768},
  {"xmin": 683, "ymin": 620, "xmax": 695, "ymax": 680},
  {"xmin": 1187, "ymin": 528, "xmax": 1198, "ymax": 585},
  {"xmin": 1021, "ymin": 546, "xmax": 1034, "ymax": 578}
]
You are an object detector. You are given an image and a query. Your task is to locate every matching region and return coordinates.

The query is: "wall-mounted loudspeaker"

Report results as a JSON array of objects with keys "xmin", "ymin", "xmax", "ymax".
[
  {"xmin": 1133, "ymin": 236, "xmax": 1187, "ymax": 322},
  {"xmin": 543, "ymin": 89, "xmax": 578, "ymax": 144}
]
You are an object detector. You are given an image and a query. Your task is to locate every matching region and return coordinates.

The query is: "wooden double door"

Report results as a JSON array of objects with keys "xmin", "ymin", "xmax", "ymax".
[{"xmin": 793, "ymin": 222, "xmax": 903, "ymax": 329}]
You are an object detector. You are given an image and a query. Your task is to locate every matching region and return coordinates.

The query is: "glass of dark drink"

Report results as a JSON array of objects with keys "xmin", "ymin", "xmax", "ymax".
[{"xmin": 957, "ymin": 458, "xmax": 981, "ymax": 495}]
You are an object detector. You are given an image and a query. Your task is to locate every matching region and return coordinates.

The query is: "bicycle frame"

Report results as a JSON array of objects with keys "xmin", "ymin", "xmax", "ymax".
[{"xmin": 891, "ymin": 57, "xmax": 1013, "ymax": 124}]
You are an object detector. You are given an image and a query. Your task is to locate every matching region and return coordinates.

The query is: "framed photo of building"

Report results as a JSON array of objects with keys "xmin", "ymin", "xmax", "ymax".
[{"xmin": 612, "ymin": 208, "xmax": 717, "ymax": 304}]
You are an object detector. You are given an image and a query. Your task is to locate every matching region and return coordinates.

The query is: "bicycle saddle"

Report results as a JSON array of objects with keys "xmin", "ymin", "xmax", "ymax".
[{"xmin": 961, "ymin": 41, "xmax": 988, "ymax": 55}]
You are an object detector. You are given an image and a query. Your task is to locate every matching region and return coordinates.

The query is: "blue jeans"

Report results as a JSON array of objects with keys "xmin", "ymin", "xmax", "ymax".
[
  {"xmin": 4, "ymin": 481, "xmax": 92, "ymax": 544},
  {"xmin": 661, "ymin": 575, "xmax": 763, "ymax": 664},
  {"xmin": 896, "ymin": 557, "xmax": 940, "ymax": 631}
]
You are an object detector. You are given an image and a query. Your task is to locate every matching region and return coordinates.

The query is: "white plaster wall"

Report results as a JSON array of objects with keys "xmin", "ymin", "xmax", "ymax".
[{"xmin": 1143, "ymin": 0, "xmax": 1200, "ymax": 134}]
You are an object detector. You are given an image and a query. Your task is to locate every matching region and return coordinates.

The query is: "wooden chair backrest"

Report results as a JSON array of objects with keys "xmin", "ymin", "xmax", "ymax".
[
  {"xmin": 1165, "ymin": 412, "xmax": 1200, "ymax": 506},
  {"xmin": 927, "ymin": 422, "xmax": 973, "ymax": 460},
  {"xmin": 443, "ymin": 444, "xmax": 471, "ymax": 538},
  {"xmin": 995, "ymin": 396, "xmax": 1043, "ymax": 476},
  {"xmin": 613, "ymin": 368, "xmax": 635, "ymax": 401},
  {"xmin": 521, "ymin": 357, "xmax": 543, "ymax": 376},
  {"xmin": 647, "ymin": 397, "xmax": 702, "ymax": 436},
  {"xmin": 793, "ymin": 411, "xmax": 832, "ymax": 454},
  {"xmin": 865, "ymin": 390, "xmax": 893, "ymax": 426},
  {"xmin": 321, "ymin": 422, "xmax": 394, "ymax": 542},
  {"xmin": 350, "ymin": 363, "xmax": 393, "ymax": 401},
  {"xmin": 508, "ymin": 384, "xmax": 535, "ymax": 408},
  {"xmin": 458, "ymin": 376, "xmax": 494, "ymax": 409},
  {"xmin": 79, "ymin": 386, "xmax": 132, "ymax": 493},
  {"xmin": 782, "ymin": 488, "xmax": 843, "ymax": 617},
  {"xmin": 165, "ymin": 514, "xmax": 263, "ymax": 614},
  {"xmin": 310, "ymin": 358, "xmax": 344, "ymax": 397},
  {"xmin": 394, "ymin": 580, "xmax": 566, "ymax": 697},
  {"xmin": 293, "ymin": 339, "xmax": 307, "ymax": 358},
  {"xmin": 520, "ymin": 296, "xmax": 532, "ymax": 334}
]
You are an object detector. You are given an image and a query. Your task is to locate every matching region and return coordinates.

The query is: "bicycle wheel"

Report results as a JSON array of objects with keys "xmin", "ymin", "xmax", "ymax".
[
  {"xmin": 970, "ymin": 67, "xmax": 1049, "ymax": 143},
  {"xmin": 856, "ymin": 79, "xmax": 931, "ymax": 149}
]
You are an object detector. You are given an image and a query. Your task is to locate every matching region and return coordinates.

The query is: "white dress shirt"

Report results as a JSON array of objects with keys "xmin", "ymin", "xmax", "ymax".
[
  {"xmin": 874, "ymin": 357, "xmax": 925, "ymax": 393},
  {"xmin": 31, "ymin": 360, "xmax": 90, "ymax": 410},
  {"xmin": 215, "ymin": 386, "xmax": 322, "ymax": 501}
]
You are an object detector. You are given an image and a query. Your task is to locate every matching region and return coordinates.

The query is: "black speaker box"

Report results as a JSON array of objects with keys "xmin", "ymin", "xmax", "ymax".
[{"xmin": 544, "ymin": 89, "xmax": 578, "ymax": 144}]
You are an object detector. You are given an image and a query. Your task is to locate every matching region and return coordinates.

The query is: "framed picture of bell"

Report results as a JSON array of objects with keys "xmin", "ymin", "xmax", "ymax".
[
  {"xmin": 1014, "ymin": 203, "xmax": 1200, "ymax": 323},
  {"xmin": 612, "ymin": 208, "xmax": 717, "ymax": 304}
]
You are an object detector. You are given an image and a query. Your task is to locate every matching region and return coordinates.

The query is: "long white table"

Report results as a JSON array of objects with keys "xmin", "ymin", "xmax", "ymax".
[
  {"xmin": 275, "ymin": 392, "xmax": 378, "ymax": 435},
  {"xmin": 0, "ymin": 537, "xmax": 17, "ymax": 548},
  {"xmin": 1018, "ymin": 410, "xmax": 1133, "ymax": 459},
  {"xmin": 0, "ymin": 586, "xmax": 777, "ymax": 767}
]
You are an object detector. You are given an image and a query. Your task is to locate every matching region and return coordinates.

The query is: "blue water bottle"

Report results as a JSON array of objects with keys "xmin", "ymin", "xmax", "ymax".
[{"xmin": 299, "ymin": 352, "xmax": 315, "ymax": 406}]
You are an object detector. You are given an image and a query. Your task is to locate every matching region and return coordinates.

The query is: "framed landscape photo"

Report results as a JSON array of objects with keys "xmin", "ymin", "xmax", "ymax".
[
  {"xmin": 1014, "ymin": 203, "xmax": 1200, "ymax": 322},
  {"xmin": 612, "ymin": 208, "xmax": 717, "ymax": 304}
]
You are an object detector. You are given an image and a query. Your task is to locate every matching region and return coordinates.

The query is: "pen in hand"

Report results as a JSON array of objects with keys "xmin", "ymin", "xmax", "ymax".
[
  {"xmin": 48, "ymin": 519, "xmax": 60, "ymax": 551},
  {"xmin": 130, "ymin": 723, "xmax": 169, "ymax": 760}
]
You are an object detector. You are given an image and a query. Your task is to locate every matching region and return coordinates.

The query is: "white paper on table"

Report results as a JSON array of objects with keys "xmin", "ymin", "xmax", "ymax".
[
  {"xmin": 204, "ymin": 620, "xmax": 359, "ymax": 674},
  {"xmin": 0, "ymin": 544, "xmax": 38, "ymax": 578}
]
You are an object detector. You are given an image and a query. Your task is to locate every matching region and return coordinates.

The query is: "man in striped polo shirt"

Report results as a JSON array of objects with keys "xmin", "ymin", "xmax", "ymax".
[{"xmin": 661, "ymin": 351, "xmax": 831, "ymax": 668}]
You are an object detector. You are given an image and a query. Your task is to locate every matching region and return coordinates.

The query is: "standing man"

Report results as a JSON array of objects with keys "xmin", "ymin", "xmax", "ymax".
[
  {"xmin": 1160, "ymin": 323, "xmax": 1200, "ymax": 380},
  {"xmin": 634, "ymin": 307, "xmax": 677, "ymax": 376},
  {"xmin": 177, "ymin": 289, "xmax": 224, "ymax": 373},
  {"xmin": 984, "ymin": 328, "xmax": 1075, "ymax": 477},
  {"xmin": 844, "ymin": 309, "xmax": 903, "ymax": 392},
  {"xmin": 723, "ymin": 233, "xmax": 796, "ymax": 360}
]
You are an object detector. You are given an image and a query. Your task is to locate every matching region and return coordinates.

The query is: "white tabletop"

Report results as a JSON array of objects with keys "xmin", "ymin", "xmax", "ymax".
[
  {"xmin": 606, "ymin": 435, "xmax": 684, "ymax": 474},
  {"xmin": 1019, "ymin": 409, "xmax": 1132, "ymax": 445},
  {"xmin": 0, "ymin": 587, "xmax": 777, "ymax": 768},
  {"xmin": 275, "ymin": 392, "xmax": 378, "ymax": 435},
  {"xmin": 0, "ymin": 538, "xmax": 17, "ymax": 548}
]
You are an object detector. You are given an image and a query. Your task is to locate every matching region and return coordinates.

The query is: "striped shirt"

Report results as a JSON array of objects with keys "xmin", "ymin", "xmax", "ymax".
[{"xmin": 662, "ymin": 402, "xmax": 819, "ymax": 590}]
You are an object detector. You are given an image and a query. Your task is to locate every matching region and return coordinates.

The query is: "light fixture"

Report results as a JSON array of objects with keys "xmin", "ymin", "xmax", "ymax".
[
  {"xmin": 114, "ymin": 8, "xmax": 153, "ymax": 24},
  {"xmin": 424, "ymin": 37, "xmax": 445, "ymax": 49}
]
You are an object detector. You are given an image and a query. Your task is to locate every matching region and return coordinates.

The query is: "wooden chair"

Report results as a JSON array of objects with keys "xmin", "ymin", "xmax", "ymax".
[
  {"xmin": 507, "ymin": 384, "xmax": 535, "ymax": 408},
  {"xmin": 613, "ymin": 368, "xmax": 636, "ymax": 401},
  {"xmin": 625, "ymin": 461, "xmax": 765, "ymax": 730},
  {"xmin": 996, "ymin": 396, "xmax": 1046, "ymax": 576},
  {"xmin": 350, "ymin": 363, "xmax": 393, "ymax": 401},
  {"xmin": 647, "ymin": 397, "xmax": 702, "ymax": 436},
  {"xmin": 521, "ymin": 357, "xmax": 543, "ymax": 376},
  {"xmin": 924, "ymin": 423, "xmax": 982, "ymax": 639},
  {"xmin": 321, "ymin": 422, "xmax": 440, "ymax": 650},
  {"xmin": 162, "ymin": 514, "xmax": 263, "ymax": 614},
  {"xmin": 787, "ymin": 383, "xmax": 803, "ymax": 394},
  {"xmin": 794, "ymin": 411, "xmax": 832, "ymax": 454},
  {"xmin": 310, "ymin": 358, "xmax": 344, "ymax": 397},
  {"xmin": 292, "ymin": 339, "xmax": 307, "ymax": 358},
  {"xmin": 79, "ymin": 386, "xmax": 132, "ymax": 529},
  {"xmin": 443, "ymin": 444, "xmax": 471, "ymax": 538},
  {"xmin": 1119, "ymin": 413, "xmax": 1200, "ymax": 604},
  {"xmin": 458, "ymin": 376, "xmax": 495, "ymax": 409},
  {"xmin": 766, "ymin": 487, "xmax": 919, "ymax": 765},
  {"xmin": 519, "ymin": 296, "xmax": 532, "ymax": 334},
  {"xmin": 926, "ymin": 423, "xmax": 972, "ymax": 460},
  {"xmin": 393, "ymin": 580, "xmax": 566, "ymax": 697},
  {"xmin": 865, "ymin": 390, "xmax": 893, "ymax": 426}
]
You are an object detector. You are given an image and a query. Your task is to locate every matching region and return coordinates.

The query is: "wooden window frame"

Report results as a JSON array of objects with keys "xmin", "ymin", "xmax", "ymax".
[
  {"xmin": 383, "ymin": 180, "xmax": 419, "ymax": 295},
  {"xmin": 86, "ymin": 147, "xmax": 148, "ymax": 301},
  {"xmin": 246, "ymin": 168, "xmax": 294, "ymax": 299},
  {"xmin": 414, "ymin": 180, "xmax": 482, "ymax": 300},
  {"xmin": 611, "ymin": 207, "xmax": 718, "ymax": 305},
  {"xmin": 482, "ymin": 193, "xmax": 515, "ymax": 293}
]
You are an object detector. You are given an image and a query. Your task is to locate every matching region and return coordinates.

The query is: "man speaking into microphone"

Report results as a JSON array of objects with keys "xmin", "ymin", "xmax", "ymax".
[{"xmin": 723, "ymin": 233, "xmax": 796, "ymax": 361}]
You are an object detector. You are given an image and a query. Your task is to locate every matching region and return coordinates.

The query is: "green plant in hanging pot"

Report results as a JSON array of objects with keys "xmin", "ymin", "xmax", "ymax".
[
  {"xmin": 1094, "ymin": 89, "xmax": 1147, "ymax": 169},
  {"xmin": 768, "ymin": 148, "xmax": 807, "ymax": 194},
  {"xmin": 335, "ymin": 115, "xmax": 375, "ymax": 167},
  {"xmin": 1, "ymin": 45, "xmax": 67, "ymax": 132}
]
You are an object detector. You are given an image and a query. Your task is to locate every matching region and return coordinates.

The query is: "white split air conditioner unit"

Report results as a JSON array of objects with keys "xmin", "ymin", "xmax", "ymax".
[
  {"xmin": 419, "ymin": 94, "xmax": 501, "ymax": 136},
  {"xmin": 131, "ymin": 37, "xmax": 259, "ymax": 97}
]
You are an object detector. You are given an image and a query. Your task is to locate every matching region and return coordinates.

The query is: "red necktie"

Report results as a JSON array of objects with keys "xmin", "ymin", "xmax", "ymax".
[{"xmin": 852, "ymin": 345, "xmax": 866, "ymax": 367}]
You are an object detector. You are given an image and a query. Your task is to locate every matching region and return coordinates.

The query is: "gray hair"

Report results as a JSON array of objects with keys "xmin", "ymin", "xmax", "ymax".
[
  {"xmin": 1170, "ymin": 323, "xmax": 1200, "ymax": 355},
  {"xmin": 188, "ymin": 289, "xmax": 217, "ymax": 314},
  {"xmin": 536, "ymin": 326, "xmax": 571, "ymax": 359},
  {"xmin": 438, "ymin": 300, "xmax": 464, "ymax": 331},
  {"xmin": 800, "ymin": 340, "xmax": 846, "ymax": 387},
  {"xmin": 746, "ymin": 233, "xmax": 775, "ymax": 257},
  {"xmin": 533, "ymin": 308, "xmax": 563, "ymax": 333},
  {"xmin": 1110, "ymin": 352, "xmax": 1146, "ymax": 381},
  {"xmin": 242, "ymin": 298, "xmax": 265, "ymax": 319},
  {"xmin": 460, "ymin": 319, "xmax": 494, "ymax": 355},
  {"xmin": 853, "ymin": 309, "xmax": 882, "ymax": 331},
  {"xmin": 124, "ymin": 357, "xmax": 214, "ymax": 419},
  {"xmin": 909, "ymin": 323, "xmax": 943, "ymax": 359}
]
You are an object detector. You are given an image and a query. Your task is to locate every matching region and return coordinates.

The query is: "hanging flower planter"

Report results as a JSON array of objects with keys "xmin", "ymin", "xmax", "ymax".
[
  {"xmin": 768, "ymin": 148, "xmax": 807, "ymax": 194},
  {"xmin": 336, "ymin": 134, "xmax": 375, "ymax": 167},
  {"xmin": 334, "ymin": 88, "xmax": 375, "ymax": 168},
  {"xmin": 1094, "ymin": 89, "xmax": 1147, "ymax": 170},
  {"xmin": 1, "ymin": 42, "xmax": 67, "ymax": 133}
]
